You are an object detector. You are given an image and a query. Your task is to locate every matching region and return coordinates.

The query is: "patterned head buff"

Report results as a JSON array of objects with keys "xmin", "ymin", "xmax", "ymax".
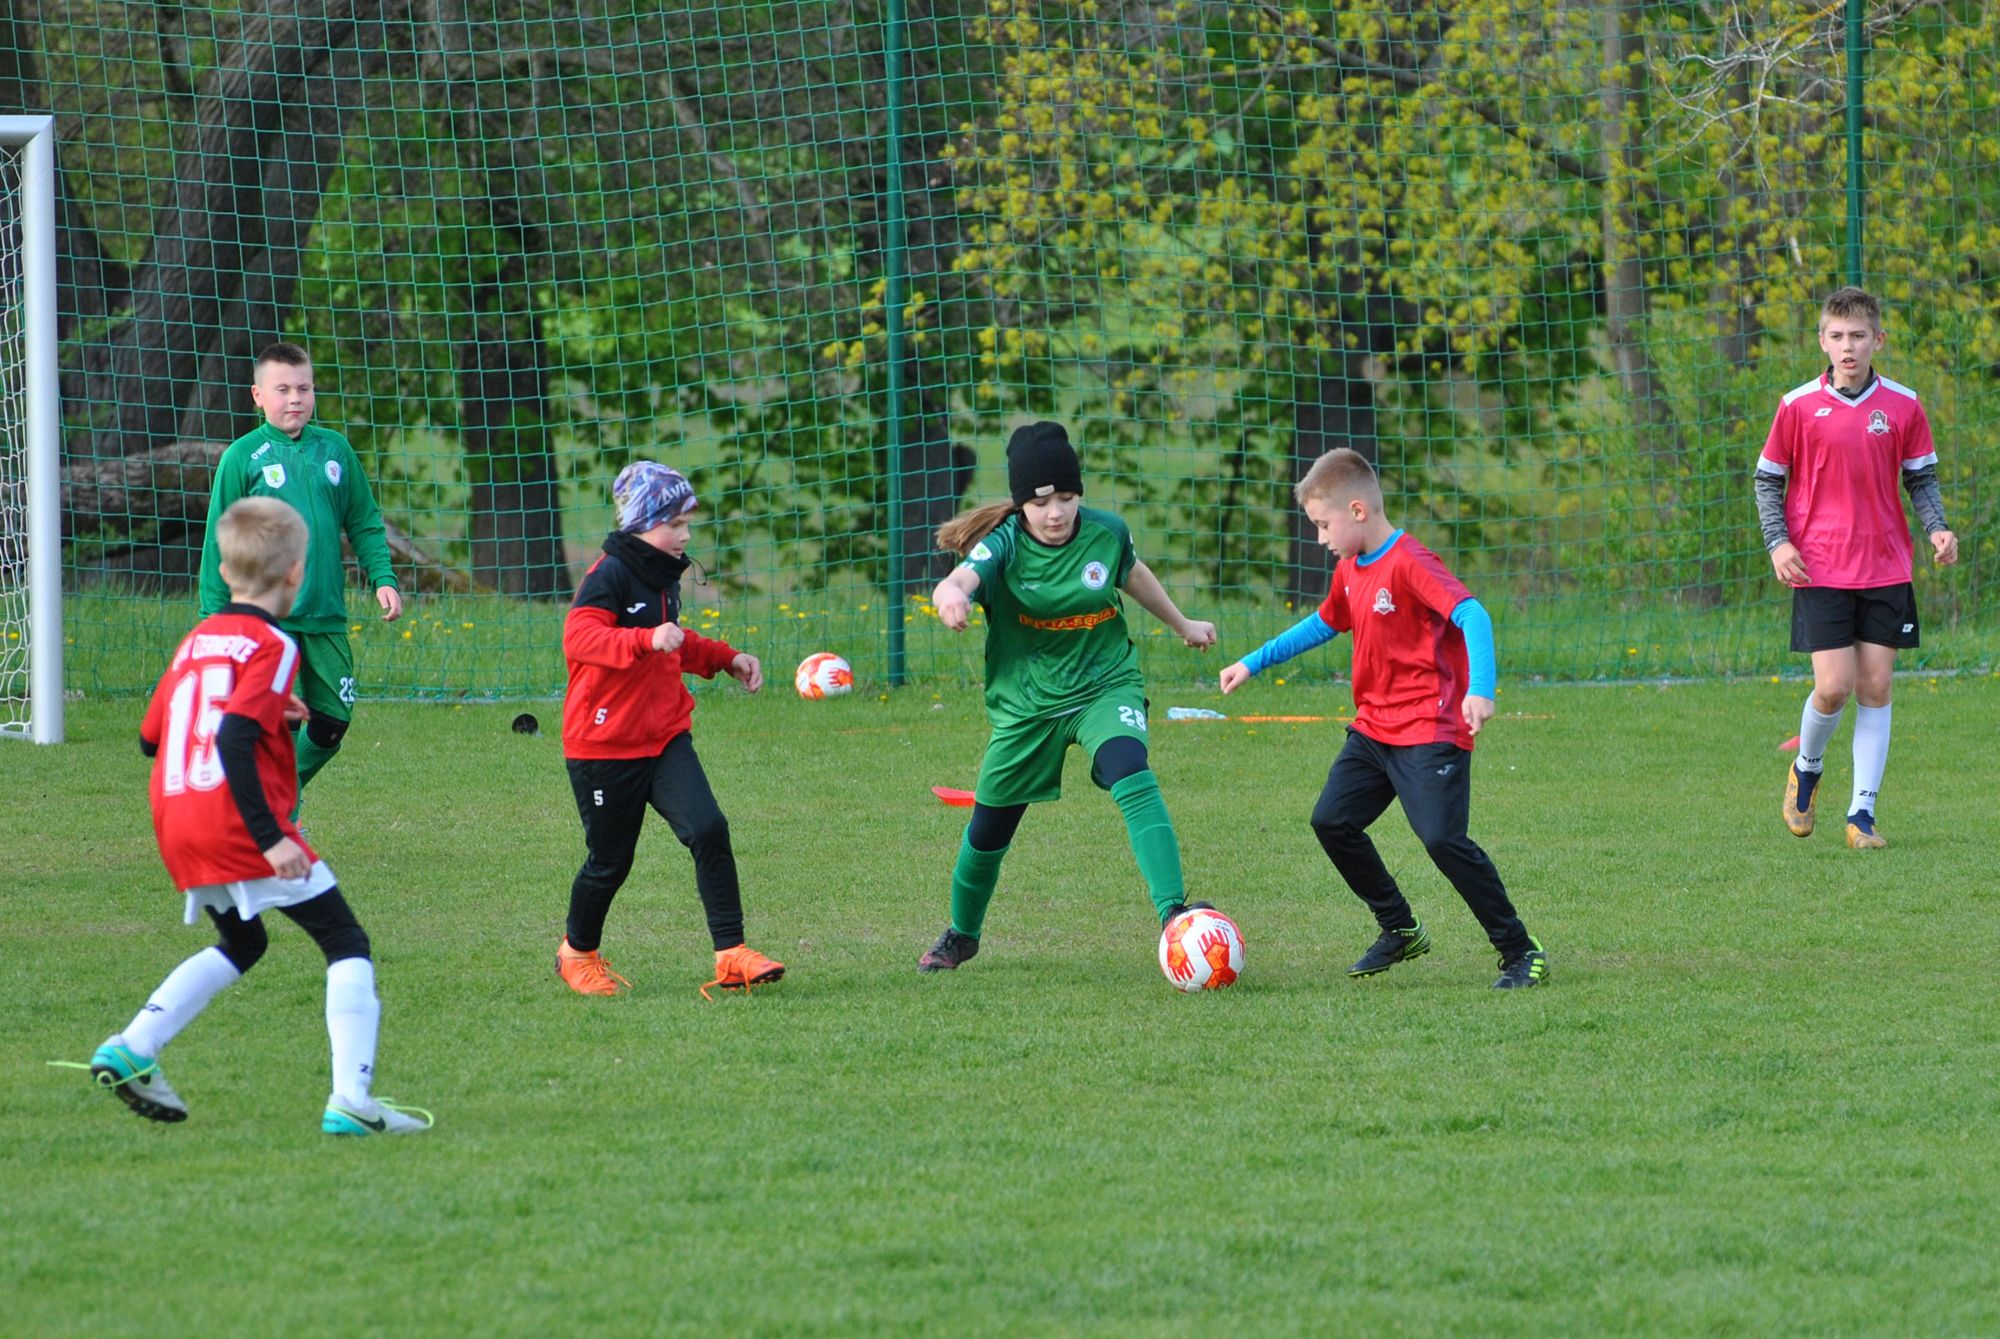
[{"xmin": 612, "ymin": 461, "xmax": 697, "ymax": 533}]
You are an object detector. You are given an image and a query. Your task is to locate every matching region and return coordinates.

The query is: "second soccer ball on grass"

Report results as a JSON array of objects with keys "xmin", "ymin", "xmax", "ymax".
[
  {"xmin": 1159, "ymin": 907, "xmax": 1244, "ymax": 992},
  {"xmin": 795, "ymin": 652, "xmax": 854, "ymax": 699}
]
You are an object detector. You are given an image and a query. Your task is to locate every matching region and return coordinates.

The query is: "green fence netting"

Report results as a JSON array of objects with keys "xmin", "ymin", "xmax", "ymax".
[{"xmin": 12, "ymin": 0, "xmax": 1998, "ymax": 699}]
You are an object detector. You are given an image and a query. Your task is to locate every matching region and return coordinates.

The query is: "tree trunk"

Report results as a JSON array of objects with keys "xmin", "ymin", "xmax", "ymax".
[
  {"xmin": 0, "ymin": 0, "xmax": 130, "ymax": 339},
  {"xmin": 1599, "ymin": 0, "xmax": 1684, "ymax": 472},
  {"xmin": 429, "ymin": 1, "xmax": 568, "ymax": 597},
  {"xmin": 894, "ymin": 134, "xmax": 975, "ymax": 585},
  {"xmin": 68, "ymin": 0, "xmax": 387, "ymax": 469},
  {"xmin": 1287, "ymin": 215, "xmax": 1389, "ymax": 605},
  {"xmin": 889, "ymin": 1, "xmax": 976, "ymax": 584},
  {"xmin": 177, "ymin": 21, "xmax": 393, "ymax": 442}
]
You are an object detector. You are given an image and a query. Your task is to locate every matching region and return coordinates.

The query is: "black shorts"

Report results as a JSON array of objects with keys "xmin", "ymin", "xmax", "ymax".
[{"xmin": 1791, "ymin": 583, "xmax": 1919, "ymax": 653}]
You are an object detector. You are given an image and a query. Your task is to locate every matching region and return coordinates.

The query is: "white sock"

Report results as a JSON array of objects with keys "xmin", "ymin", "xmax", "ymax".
[
  {"xmin": 325, "ymin": 957, "xmax": 380, "ymax": 1104},
  {"xmin": 1797, "ymin": 694, "xmax": 1843, "ymax": 773},
  {"xmin": 1851, "ymin": 703, "xmax": 1891, "ymax": 816},
  {"xmin": 123, "ymin": 947, "xmax": 242, "ymax": 1056}
]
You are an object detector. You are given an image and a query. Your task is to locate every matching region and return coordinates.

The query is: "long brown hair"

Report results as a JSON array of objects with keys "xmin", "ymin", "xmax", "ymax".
[{"xmin": 936, "ymin": 501, "xmax": 1018, "ymax": 556}]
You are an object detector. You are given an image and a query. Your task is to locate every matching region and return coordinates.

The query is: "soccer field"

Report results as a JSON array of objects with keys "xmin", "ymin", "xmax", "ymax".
[{"xmin": 6, "ymin": 679, "xmax": 1997, "ymax": 1336}]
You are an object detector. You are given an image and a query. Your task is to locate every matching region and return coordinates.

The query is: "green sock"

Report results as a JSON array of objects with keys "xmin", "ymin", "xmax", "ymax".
[
  {"xmin": 949, "ymin": 833, "xmax": 1009, "ymax": 939},
  {"xmin": 1109, "ymin": 771, "xmax": 1186, "ymax": 923},
  {"xmin": 294, "ymin": 730, "xmax": 342, "ymax": 795}
]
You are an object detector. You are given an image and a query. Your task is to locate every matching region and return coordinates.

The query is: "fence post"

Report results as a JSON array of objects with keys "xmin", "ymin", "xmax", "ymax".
[
  {"xmin": 883, "ymin": 0, "xmax": 910, "ymax": 686},
  {"xmin": 1844, "ymin": 0, "xmax": 1865, "ymax": 287}
]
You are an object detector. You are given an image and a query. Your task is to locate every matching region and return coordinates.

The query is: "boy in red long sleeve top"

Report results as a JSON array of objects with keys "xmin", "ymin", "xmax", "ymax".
[{"xmin": 556, "ymin": 462, "xmax": 784, "ymax": 999}]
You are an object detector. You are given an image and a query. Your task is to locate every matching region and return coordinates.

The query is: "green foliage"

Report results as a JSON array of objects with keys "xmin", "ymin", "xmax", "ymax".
[{"xmin": 26, "ymin": 0, "xmax": 2000, "ymax": 687}]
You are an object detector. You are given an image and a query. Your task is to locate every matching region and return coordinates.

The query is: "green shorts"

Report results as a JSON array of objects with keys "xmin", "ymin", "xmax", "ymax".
[
  {"xmin": 974, "ymin": 687, "xmax": 1151, "ymax": 807},
  {"xmin": 290, "ymin": 630, "xmax": 358, "ymax": 724}
]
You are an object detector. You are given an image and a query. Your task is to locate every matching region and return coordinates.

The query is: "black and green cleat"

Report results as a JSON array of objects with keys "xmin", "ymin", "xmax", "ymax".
[
  {"xmin": 1492, "ymin": 937, "xmax": 1549, "ymax": 989},
  {"xmin": 1347, "ymin": 920, "xmax": 1432, "ymax": 978}
]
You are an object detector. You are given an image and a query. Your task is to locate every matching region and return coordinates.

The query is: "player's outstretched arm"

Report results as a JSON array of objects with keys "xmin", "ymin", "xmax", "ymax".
[
  {"xmin": 1122, "ymin": 560, "xmax": 1215, "ymax": 649},
  {"xmin": 932, "ymin": 567, "xmax": 981, "ymax": 631},
  {"xmin": 1220, "ymin": 610, "xmax": 1340, "ymax": 692}
]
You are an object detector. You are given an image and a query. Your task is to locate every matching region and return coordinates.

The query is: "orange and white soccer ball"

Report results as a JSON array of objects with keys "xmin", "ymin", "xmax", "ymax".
[
  {"xmin": 1159, "ymin": 906, "xmax": 1244, "ymax": 992},
  {"xmin": 794, "ymin": 652, "xmax": 854, "ymax": 699}
]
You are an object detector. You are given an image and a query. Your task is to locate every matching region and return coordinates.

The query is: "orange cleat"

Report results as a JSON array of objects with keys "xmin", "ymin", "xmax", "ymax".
[
  {"xmin": 701, "ymin": 944, "xmax": 786, "ymax": 1000},
  {"xmin": 556, "ymin": 937, "xmax": 631, "ymax": 996}
]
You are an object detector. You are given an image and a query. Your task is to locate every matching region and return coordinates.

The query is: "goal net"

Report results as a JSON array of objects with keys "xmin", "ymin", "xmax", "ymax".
[{"xmin": 0, "ymin": 116, "xmax": 58, "ymax": 743}]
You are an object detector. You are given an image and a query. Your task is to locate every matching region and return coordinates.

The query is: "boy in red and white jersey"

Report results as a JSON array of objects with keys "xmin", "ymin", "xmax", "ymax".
[
  {"xmin": 1757, "ymin": 287, "xmax": 1959, "ymax": 849},
  {"xmin": 1219, "ymin": 450, "xmax": 1546, "ymax": 989},
  {"xmin": 85, "ymin": 497, "xmax": 431, "ymax": 1135}
]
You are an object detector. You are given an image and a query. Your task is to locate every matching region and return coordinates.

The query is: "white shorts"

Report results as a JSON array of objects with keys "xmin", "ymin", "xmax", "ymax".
[{"xmin": 182, "ymin": 860, "xmax": 338, "ymax": 925}]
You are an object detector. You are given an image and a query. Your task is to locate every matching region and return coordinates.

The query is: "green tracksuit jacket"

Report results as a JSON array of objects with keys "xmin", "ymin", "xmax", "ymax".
[{"xmin": 198, "ymin": 421, "xmax": 398, "ymax": 634}]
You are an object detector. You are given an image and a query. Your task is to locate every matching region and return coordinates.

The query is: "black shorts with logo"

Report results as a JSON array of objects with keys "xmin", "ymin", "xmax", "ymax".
[{"xmin": 1791, "ymin": 583, "xmax": 1919, "ymax": 653}]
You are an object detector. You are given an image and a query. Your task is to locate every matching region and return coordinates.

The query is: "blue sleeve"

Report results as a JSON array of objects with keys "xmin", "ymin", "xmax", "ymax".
[
  {"xmin": 1240, "ymin": 610, "xmax": 1338, "ymax": 676},
  {"xmin": 1450, "ymin": 598, "xmax": 1496, "ymax": 699}
]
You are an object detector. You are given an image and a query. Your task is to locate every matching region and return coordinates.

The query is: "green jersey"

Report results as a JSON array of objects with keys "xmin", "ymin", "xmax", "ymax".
[
  {"xmin": 965, "ymin": 507, "xmax": 1143, "ymax": 726},
  {"xmin": 198, "ymin": 421, "xmax": 398, "ymax": 634}
]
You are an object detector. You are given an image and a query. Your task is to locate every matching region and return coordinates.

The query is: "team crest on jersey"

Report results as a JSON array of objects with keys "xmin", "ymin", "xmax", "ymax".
[
  {"xmin": 970, "ymin": 541, "xmax": 994, "ymax": 563},
  {"xmin": 1372, "ymin": 587, "xmax": 1396, "ymax": 615},
  {"xmin": 1867, "ymin": 410, "xmax": 1889, "ymax": 435},
  {"xmin": 1081, "ymin": 560, "xmax": 1109, "ymax": 590},
  {"xmin": 261, "ymin": 463, "xmax": 287, "ymax": 489},
  {"xmin": 325, "ymin": 460, "xmax": 343, "ymax": 485}
]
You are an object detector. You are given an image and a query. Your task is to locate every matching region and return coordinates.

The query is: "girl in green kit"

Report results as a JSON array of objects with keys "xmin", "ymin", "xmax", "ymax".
[{"xmin": 917, "ymin": 421, "xmax": 1220, "ymax": 972}]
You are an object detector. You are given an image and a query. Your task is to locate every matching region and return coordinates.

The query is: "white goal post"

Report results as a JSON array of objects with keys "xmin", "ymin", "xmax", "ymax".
[{"xmin": 0, "ymin": 115, "xmax": 60, "ymax": 744}]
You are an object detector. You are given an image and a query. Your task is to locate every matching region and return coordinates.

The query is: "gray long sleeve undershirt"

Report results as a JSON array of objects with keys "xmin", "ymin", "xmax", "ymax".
[{"xmin": 1754, "ymin": 463, "xmax": 1949, "ymax": 551}]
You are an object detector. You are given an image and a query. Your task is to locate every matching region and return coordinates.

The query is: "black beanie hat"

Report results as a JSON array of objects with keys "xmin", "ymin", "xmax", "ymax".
[{"xmin": 1007, "ymin": 421, "xmax": 1084, "ymax": 505}]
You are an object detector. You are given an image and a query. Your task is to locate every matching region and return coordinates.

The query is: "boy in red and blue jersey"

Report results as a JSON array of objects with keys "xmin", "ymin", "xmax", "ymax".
[
  {"xmin": 1757, "ymin": 287, "xmax": 1958, "ymax": 849},
  {"xmin": 1220, "ymin": 449, "xmax": 1545, "ymax": 989}
]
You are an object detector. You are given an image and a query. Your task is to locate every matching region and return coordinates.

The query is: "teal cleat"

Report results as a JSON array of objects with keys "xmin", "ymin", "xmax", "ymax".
[
  {"xmin": 90, "ymin": 1035, "xmax": 188, "ymax": 1123},
  {"xmin": 322, "ymin": 1096, "xmax": 435, "ymax": 1136}
]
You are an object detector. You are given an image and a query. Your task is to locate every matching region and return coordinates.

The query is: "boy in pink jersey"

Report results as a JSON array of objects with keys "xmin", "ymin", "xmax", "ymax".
[
  {"xmin": 83, "ymin": 497, "xmax": 432, "ymax": 1135},
  {"xmin": 1756, "ymin": 287, "xmax": 1958, "ymax": 849},
  {"xmin": 1220, "ymin": 450, "xmax": 1545, "ymax": 989}
]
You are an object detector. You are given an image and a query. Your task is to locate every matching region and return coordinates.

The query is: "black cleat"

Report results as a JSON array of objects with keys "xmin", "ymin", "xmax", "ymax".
[
  {"xmin": 1160, "ymin": 900, "xmax": 1216, "ymax": 925},
  {"xmin": 918, "ymin": 927, "xmax": 980, "ymax": 972},
  {"xmin": 1347, "ymin": 920, "xmax": 1432, "ymax": 977},
  {"xmin": 1492, "ymin": 937, "xmax": 1549, "ymax": 989}
]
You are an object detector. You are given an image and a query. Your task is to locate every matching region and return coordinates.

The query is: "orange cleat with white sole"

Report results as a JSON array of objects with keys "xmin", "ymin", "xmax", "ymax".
[
  {"xmin": 701, "ymin": 944, "xmax": 785, "ymax": 1000},
  {"xmin": 556, "ymin": 937, "xmax": 631, "ymax": 996}
]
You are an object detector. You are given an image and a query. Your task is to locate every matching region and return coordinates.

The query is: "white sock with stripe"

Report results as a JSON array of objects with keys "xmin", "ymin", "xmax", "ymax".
[
  {"xmin": 122, "ymin": 947, "xmax": 242, "ymax": 1056},
  {"xmin": 1797, "ymin": 694, "xmax": 1843, "ymax": 773},
  {"xmin": 1850, "ymin": 703, "xmax": 1891, "ymax": 817},
  {"xmin": 326, "ymin": 957, "xmax": 380, "ymax": 1105}
]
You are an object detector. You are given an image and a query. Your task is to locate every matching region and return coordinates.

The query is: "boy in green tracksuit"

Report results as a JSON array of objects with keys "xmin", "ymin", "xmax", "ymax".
[
  {"xmin": 199, "ymin": 343, "xmax": 401, "ymax": 800},
  {"xmin": 917, "ymin": 421, "xmax": 1219, "ymax": 973}
]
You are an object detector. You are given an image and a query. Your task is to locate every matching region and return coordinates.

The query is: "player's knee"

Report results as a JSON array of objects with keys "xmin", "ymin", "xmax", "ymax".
[
  {"xmin": 305, "ymin": 714, "xmax": 349, "ymax": 751},
  {"xmin": 1093, "ymin": 737, "xmax": 1150, "ymax": 787},
  {"xmin": 214, "ymin": 917, "xmax": 268, "ymax": 972},
  {"xmin": 682, "ymin": 811, "xmax": 731, "ymax": 852},
  {"xmin": 583, "ymin": 852, "xmax": 636, "ymax": 884},
  {"xmin": 311, "ymin": 923, "xmax": 372, "ymax": 966}
]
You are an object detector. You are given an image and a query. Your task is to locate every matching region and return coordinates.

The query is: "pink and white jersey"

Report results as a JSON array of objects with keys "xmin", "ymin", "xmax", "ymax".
[{"xmin": 1757, "ymin": 372, "xmax": 1936, "ymax": 589}]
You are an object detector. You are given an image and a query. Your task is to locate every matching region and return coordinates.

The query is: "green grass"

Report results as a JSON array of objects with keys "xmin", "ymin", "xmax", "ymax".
[{"xmin": 6, "ymin": 680, "xmax": 1999, "ymax": 1335}]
